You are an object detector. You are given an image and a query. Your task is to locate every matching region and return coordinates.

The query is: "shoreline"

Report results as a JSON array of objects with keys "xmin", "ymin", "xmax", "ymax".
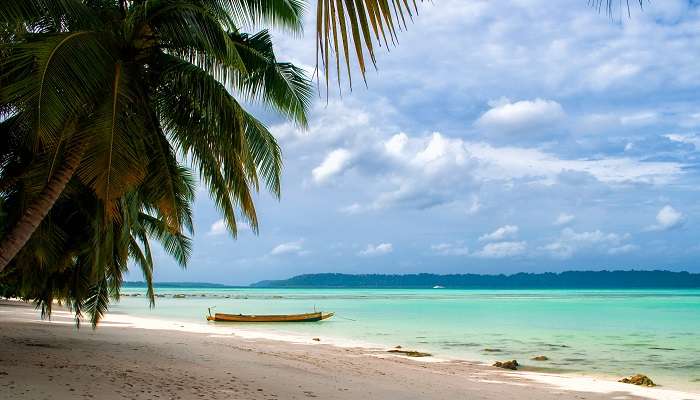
[{"xmin": 1, "ymin": 300, "xmax": 699, "ymax": 399}]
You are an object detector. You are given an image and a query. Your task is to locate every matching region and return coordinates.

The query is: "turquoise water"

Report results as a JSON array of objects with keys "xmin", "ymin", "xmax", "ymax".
[{"xmin": 114, "ymin": 288, "xmax": 700, "ymax": 392}]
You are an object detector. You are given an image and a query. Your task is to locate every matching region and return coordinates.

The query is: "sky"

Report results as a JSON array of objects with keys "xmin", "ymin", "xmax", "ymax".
[{"xmin": 129, "ymin": 0, "xmax": 700, "ymax": 285}]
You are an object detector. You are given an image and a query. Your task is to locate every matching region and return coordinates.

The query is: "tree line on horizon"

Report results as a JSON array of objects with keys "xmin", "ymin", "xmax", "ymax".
[{"xmin": 251, "ymin": 270, "xmax": 700, "ymax": 289}]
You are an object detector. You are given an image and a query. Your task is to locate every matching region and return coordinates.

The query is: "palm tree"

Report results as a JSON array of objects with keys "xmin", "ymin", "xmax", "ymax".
[
  {"xmin": 0, "ymin": 173, "xmax": 195, "ymax": 326},
  {"xmin": 0, "ymin": 0, "xmax": 312, "ymax": 272}
]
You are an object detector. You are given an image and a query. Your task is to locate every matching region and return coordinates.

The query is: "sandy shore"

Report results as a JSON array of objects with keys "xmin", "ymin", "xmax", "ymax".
[{"xmin": 1, "ymin": 301, "xmax": 698, "ymax": 400}]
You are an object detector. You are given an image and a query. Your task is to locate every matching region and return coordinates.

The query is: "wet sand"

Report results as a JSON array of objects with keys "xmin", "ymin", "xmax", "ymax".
[{"xmin": 0, "ymin": 301, "xmax": 697, "ymax": 400}]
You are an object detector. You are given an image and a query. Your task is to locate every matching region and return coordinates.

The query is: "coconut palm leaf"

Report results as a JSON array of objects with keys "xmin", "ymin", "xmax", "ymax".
[
  {"xmin": 230, "ymin": 29, "xmax": 313, "ymax": 127},
  {"xmin": 315, "ymin": 0, "xmax": 421, "ymax": 88},
  {"xmin": 589, "ymin": 0, "xmax": 645, "ymax": 16},
  {"xmin": 227, "ymin": 0, "xmax": 305, "ymax": 32}
]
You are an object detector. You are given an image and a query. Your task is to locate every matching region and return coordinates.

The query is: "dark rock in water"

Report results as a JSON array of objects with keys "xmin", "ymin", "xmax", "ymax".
[
  {"xmin": 173, "ymin": 294, "xmax": 186, "ymax": 298},
  {"xmin": 648, "ymin": 347, "xmax": 676, "ymax": 351},
  {"xmin": 493, "ymin": 360, "xmax": 518, "ymax": 370},
  {"xmin": 531, "ymin": 355, "xmax": 549, "ymax": 361},
  {"xmin": 618, "ymin": 374, "xmax": 656, "ymax": 387},
  {"xmin": 394, "ymin": 345, "xmax": 402, "ymax": 349},
  {"xmin": 312, "ymin": 337, "xmax": 320, "ymax": 342},
  {"xmin": 387, "ymin": 349, "xmax": 432, "ymax": 357},
  {"xmin": 483, "ymin": 348, "xmax": 502, "ymax": 352}
]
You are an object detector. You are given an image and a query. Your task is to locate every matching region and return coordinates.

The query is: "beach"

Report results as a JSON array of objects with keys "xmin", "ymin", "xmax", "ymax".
[{"xmin": 1, "ymin": 300, "xmax": 699, "ymax": 400}]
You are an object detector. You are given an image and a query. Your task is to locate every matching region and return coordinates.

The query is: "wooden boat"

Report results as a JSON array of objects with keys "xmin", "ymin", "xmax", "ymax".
[{"xmin": 206, "ymin": 311, "xmax": 334, "ymax": 322}]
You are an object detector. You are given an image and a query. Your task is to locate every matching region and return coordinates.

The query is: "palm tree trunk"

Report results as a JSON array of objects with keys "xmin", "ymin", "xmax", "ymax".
[{"xmin": 0, "ymin": 141, "xmax": 86, "ymax": 272}]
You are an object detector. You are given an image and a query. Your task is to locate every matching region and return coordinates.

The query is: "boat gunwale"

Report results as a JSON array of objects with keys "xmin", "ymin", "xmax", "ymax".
[{"xmin": 207, "ymin": 311, "xmax": 334, "ymax": 322}]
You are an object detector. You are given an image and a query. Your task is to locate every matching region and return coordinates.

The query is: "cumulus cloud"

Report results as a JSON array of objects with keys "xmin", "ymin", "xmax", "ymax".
[
  {"xmin": 479, "ymin": 225, "xmax": 519, "ymax": 242},
  {"xmin": 208, "ymin": 219, "xmax": 227, "ymax": 236},
  {"xmin": 665, "ymin": 134, "xmax": 700, "ymax": 151},
  {"xmin": 359, "ymin": 243, "xmax": 393, "ymax": 256},
  {"xmin": 334, "ymin": 130, "xmax": 683, "ymax": 214},
  {"xmin": 543, "ymin": 228, "xmax": 630, "ymax": 259},
  {"xmin": 390, "ymin": 132, "xmax": 682, "ymax": 186},
  {"xmin": 587, "ymin": 62, "xmax": 641, "ymax": 91},
  {"xmin": 554, "ymin": 213, "xmax": 575, "ymax": 226},
  {"xmin": 312, "ymin": 149, "xmax": 353, "ymax": 184},
  {"xmin": 608, "ymin": 244, "xmax": 639, "ymax": 255},
  {"xmin": 475, "ymin": 98, "xmax": 565, "ymax": 132},
  {"xmin": 431, "ymin": 243, "xmax": 470, "ymax": 256},
  {"xmin": 270, "ymin": 240, "xmax": 305, "ymax": 256},
  {"xmin": 475, "ymin": 241, "xmax": 526, "ymax": 258},
  {"xmin": 648, "ymin": 205, "xmax": 684, "ymax": 231},
  {"xmin": 208, "ymin": 219, "xmax": 249, "ymax": 236},
  {"xmin": 620, "ymin": 111, "xmax": 658, "ymax": 126}
]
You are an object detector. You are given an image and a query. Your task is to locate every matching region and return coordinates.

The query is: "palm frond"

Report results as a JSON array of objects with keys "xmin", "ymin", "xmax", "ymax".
[
  {"xmin": 85, "ymin": 276, "xmax": 110, "ymax": 328},
  {"xmin": 138, "ymin": 213, "xmax": 192, "ymax": 266},
  {"xmin": 230, "ymin": 30, "xmax": 312, "ymax": 127},
  {"xmin": 226, "ymin": 0, "xmax": 305, "ymax": 33},
  {"xmin": 132, "ymin": 0, "xmax": 246, "ymax": 79},
  {"xmin": 0, "ymin": 31, "xmax": 114, "ymax": 148},
  {"xmin": 241, "ymin": 111, "xmax": 282, "ymax": 197},
  {"xmin": 0, "ymin": 0, "xmax": 101, "ymax": 31},
  {"xmin": 589, "ymin": 0, "xmax": 645, "ymax": 17},
  {"xmin": 74, "ymin": 63, "xmax": 148, "ymax": 216},
  {"xmin": 316, "ymin": 0, "xmax": 422, "ymax": 88}
]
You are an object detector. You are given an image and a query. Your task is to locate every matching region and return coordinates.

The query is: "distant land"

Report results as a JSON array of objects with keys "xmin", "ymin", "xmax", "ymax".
[{"xmin": 250, "ymin": 270, "xmax": 700, "ymax": 289}]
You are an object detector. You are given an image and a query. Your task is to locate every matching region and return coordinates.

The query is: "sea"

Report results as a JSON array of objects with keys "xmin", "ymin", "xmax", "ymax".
[{"xmin": 114, "ymin": 287, "xmax": 700, "ymax": 392}]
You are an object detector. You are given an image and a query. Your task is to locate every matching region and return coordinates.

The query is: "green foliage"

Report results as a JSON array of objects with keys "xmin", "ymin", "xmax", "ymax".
[{"xmin": 0, "ymin": 0, "xmax": 311, "ymax": 326}]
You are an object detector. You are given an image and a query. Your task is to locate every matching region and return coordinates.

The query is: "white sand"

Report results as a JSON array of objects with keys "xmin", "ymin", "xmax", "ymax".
[{"xmin": 1, "ymin": 300, "xmax": 698, "ymax": 400}]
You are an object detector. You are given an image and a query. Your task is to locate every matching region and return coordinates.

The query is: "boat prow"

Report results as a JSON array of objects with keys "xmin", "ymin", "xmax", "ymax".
[{"xmin": 207, "ymin": 311, "xmax": 334, "ymax": 323}]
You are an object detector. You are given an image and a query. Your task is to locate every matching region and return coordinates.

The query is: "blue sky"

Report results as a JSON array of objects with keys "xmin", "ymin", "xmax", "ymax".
[{"xmin": 130, "ymin": 0, "xmax": 700, "ymax": 285}]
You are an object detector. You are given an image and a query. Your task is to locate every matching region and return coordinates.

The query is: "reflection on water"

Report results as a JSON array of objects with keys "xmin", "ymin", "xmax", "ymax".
[{"xmin": 115, "ymin": 288, "xmax": 700, "ymax": 392}]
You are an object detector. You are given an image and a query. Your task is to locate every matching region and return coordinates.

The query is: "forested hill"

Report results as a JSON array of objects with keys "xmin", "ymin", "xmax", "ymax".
[{"xmin": 250, "ymin": 271, "xmax": 700, "ymax": 289}]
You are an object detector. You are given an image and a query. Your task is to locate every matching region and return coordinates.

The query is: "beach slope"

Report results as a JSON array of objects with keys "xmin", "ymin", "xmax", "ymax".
[{"xmin": 0, "ymin": 301, "xmax": 696, "ymax": 400}]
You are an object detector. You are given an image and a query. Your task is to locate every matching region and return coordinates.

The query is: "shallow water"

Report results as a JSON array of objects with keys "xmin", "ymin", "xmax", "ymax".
[{"xmin": 114, "ymin": 288, "xmax": 700, "ymax": 392}]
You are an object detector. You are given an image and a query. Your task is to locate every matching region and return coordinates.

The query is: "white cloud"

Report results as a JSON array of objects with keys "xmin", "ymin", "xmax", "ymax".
[
  {"xmin": 475, "ymin": 98, "xmax": 565, "ymax": 132},
  {"xmin": 312, "ymin": 148, "xmax": 353, "ymax": 184},
  {"xmin": 359, "ymin": 243, "xmax": 393, "ymax": 257},
  {"xmin": 271, "ymin": 101, "xmax": 376, "ymax": 146},
  {"xmin": 665, "ymin": 133, "xmax": 700, "ymax": 151},
  {"xmin": 385, "ymin": 132, "xmax": 682, "ymax": 187},
  {"xmin": 648, "ymin": 205, "xmax": 684, "ymax": 231},
  {"xmin": 588, "ymin": 62, "xmax": 641, "ymax": 91},
  {"xmin": 208, "ymin": 219, "xmax": 227, "ymax": 236},
  {"xmin": 208, "ymin": 219, "xmax": 249, "ymax": 236},
  {"xmin": 431, "ymin": 243, "xmax": 470, "ymax": 256},
  {"xmin": 543, "ymin": 228, "xmax": 629, "ymax": 259},
  {"xmin": 479, "ymin": 225, "xmax": 519, "ymax": 242},
  {"xmin": 475, "ymin": 241, "xmax": 526, "ymax": 258},
  {"xmin": 466, "ymin": 195, "xmax": 481, "ymax": 215},
  {"xmin": 608, "ymin": 244, "xmax": 639, "ymax": 255},
  {"xmin": 620, "ymin": 111, "xmax": 658, "ymax": 126},
  {"xmin": 554, "ymin": 213, "xmax": 575, "ymax": 226},
  {"xmin": 342, "ymin": 131, "xmax": 683, "ymax": 214},
  {"xmin": 463, "ymin": 141, "xmax": 682, "ymax": 185},
  {"xmin": 270, "ymin": 240, "xmax": 305, "ymax": 256},
  {"xmin": 340, "ymin": 203, "xmax": 363, "ymax": 215}
]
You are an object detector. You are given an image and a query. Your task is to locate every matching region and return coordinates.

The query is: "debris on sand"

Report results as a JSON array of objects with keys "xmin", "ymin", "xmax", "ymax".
[
  {"xmin": 493, "ymin": 360, "xmax": 519, "ymax": 370},
  {"xmin": 387, "ymin": 349, "xmax": 432, "ymax": 357},
  {"xmin": 619, "ymin": 374, "xmax": 656, "ymax": 387}
]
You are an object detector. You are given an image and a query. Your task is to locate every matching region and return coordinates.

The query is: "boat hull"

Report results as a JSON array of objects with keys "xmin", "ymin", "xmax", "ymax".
[{"xmin": 207, "ymin": 312, "xmax": 334, "ymax": 322}]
